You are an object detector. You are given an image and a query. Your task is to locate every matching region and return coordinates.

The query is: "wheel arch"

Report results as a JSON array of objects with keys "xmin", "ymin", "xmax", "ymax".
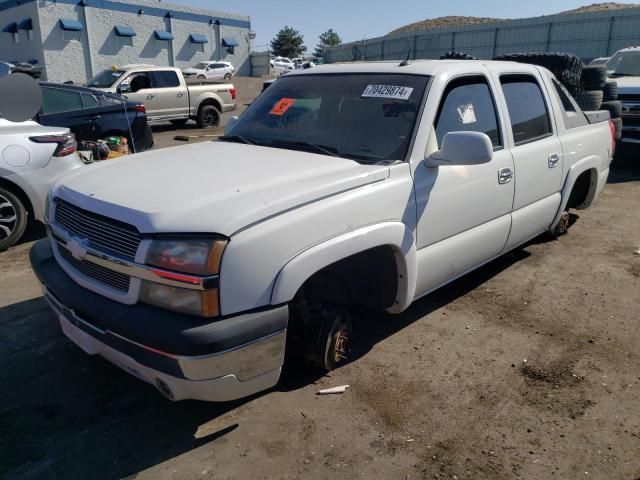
[
  {"xmin": 271, "ymin": 222, "xmax": 417, "ymax": 314},
  {"xmin": 0, "ymin": 177, "xmax": 34, "ymax": 220},
  {"xmin": 550, "ymin": 156, "xmax": 603, "ymax": 229}
]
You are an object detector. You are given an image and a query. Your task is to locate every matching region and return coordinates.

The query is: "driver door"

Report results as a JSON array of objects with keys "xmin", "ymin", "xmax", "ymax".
[
  {"xmin": 412, "ymin": 75, "xmax": 515, "ymax": 296},
  {"xmin": 119, "ymin": 72, "xmax": 157, "ymax": 116}
]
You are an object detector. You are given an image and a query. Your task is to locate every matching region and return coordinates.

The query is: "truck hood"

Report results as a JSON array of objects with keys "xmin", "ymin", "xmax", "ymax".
[
  {"xmin": 53, "ymin": 141, "xmax": 389, "ymax": 236},
  {"xmin": 612, "ymin": 76, "xmax": 640, "ymax": 95}
]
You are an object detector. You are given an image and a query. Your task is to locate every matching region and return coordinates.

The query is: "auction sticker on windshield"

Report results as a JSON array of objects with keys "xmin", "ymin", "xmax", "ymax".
[
  {"xmin": 362, "ymin": 85, "xmax": 414, "ymax": 100},
  {"xmin": 270, "ymin": 98, "xmax": 296, "ymax": 116}
]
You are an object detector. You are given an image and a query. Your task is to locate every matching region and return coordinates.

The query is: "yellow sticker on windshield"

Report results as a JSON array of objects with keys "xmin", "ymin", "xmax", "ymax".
[{"xmin": 270, "ymin": 98, "xmax": 296, "ymax": 116}]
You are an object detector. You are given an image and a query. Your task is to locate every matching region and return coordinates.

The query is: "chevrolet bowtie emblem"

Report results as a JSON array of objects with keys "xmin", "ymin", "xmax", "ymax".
[{"xmin": 66, "ymin": 237, "xmax": 89, "ymax": 261}]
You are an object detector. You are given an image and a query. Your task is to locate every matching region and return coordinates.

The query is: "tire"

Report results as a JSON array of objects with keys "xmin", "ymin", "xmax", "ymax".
[
  {"xmin": 224, "ymin": 73, "xmax": 232, "ymax": 80},
  {"xmin": 574, "ymin": 89, "xmax": 603, "ymax": 111},
  {"xmin": 197, "ymin": 75, "xmax": 206, "ymax": 80},
  {"xmin": 603, "ymin": 81, "xmax": 618, "ymax": 101},
  {"xmin": 287, "ymin": 289, "xmax": 352, "ymax": 372},
  {"xmin": 600, "ymin": 100, "xmax": 622, "ymax": 119},
  {"xmin": 440, "ymin": 51, "xmax": 477, "ymax": 60},
  {"xmin": 548, "ymin": 211, "xmax": 570, "ymax": 239},
  {"xmin": 169, "ymin": 118, "xmax": 189, "ymax": 127},
  {"xmin": 581, "ymin": 65, "xmax": 607, "ymax": 90},
  {"xmin": 0, "ymin": 187, "xmax": 28, "ymax": 251},
  {"xmin": 611, "ymin": 117, "xmax": 623, "ymax": 141},
  {"xmin": 196, "ymin": 105, "xmax": 221, "ymax": 129},
  {"xmin": 494, "ymin": 52, "xmax": 583, "ymax": 92}
]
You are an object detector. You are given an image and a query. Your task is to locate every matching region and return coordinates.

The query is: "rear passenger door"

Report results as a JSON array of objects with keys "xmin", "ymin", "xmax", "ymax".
[
  {"xmin": 151, "ymin": 70, "xmax": 189, "ymax": 119},
  {"xmin": 497, "ymin": 73, "xmax": 563, "ymax": 250}
]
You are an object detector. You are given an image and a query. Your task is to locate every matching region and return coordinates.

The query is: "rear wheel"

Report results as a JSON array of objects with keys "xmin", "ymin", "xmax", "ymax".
[
  {"xmin": 0, "ymin": 187, "xmax": 28, "ymax": 251},
  {"xmin": 196, "ymin": 105, "xmax": 221, "ymax": 129},
  {"xmin": 197, "ymin": 75, "xmax": 206, "ymax": 80},
  {"xmin": 224, "ymin": 73, "xmax": 232, "ymax": 80}
]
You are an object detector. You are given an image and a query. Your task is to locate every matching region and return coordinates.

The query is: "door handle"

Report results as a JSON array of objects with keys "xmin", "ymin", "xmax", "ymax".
[
  {"xmin": 146, "ymin": 94, "xmax": 155, "ymax": 100},
  {"xmin": 548, "ymin": 153, "xmax": 560, "ymax": 168},
  {"xmin": 498, "ymin": 167, "xmax": 513, "ymax": 184},
  {"xmin": 177, "ymin": 92, "xmax": 185, "ymax": 97}
]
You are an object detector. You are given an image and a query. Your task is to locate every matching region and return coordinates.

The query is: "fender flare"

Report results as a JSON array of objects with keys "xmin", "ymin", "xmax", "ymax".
[
  {"xmin": 550, "ymin": 156, "xmax": 601, "ymax": 229},
  {"xmin": 270, "ymin": 222, "xmax": 417, "ymax": 314}
]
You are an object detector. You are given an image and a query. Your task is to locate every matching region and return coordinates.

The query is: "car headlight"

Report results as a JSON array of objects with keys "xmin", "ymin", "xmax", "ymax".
[
  {"xmin": 145, "ymin": 238, "xmax": 226, "ymax": 275},
  {"xmin": 142, "ymin": 237, "xmax": 227, "ymax": 317},
  {"xmin": 140, "ymin": 282, "xmax": 219, "ymax": 317}
]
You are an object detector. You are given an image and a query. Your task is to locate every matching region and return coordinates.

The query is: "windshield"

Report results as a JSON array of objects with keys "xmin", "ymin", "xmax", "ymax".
[
  {"xmin": 606, "ymin": 51, "xmax": 640, "ymax": 77},
  {"xmin": 86, "ymin": 69, "xmax": 125, "ymax": 88},
  {"xmin": 225, "ymin": 73, "xmax": 429, "ymax": 162},
  {"xmin": 193, "ymin": 63, "xmax": 209, "ymax": 69}
]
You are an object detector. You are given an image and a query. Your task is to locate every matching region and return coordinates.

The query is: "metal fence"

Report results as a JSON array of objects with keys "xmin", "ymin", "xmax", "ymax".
[{"xmin": 324, "ymin": 7, "xmax": 640, "ymax": 63}]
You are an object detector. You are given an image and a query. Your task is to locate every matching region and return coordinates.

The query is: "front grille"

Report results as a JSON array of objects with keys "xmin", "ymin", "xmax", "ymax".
[
  {"xmin": 58, "ymin": 243, "xmax": 131, "ymax": 293},
  {"xmin": 54, "ymin": 199, "xmax": 141, "ymax": 260}
]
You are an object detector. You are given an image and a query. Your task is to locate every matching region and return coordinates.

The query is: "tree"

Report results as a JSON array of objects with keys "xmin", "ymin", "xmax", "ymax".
[
  {"xmin": 270, "ymin": 26, "xmax": 307, "ymax": 58},
  {"xmin": 313, "ymin": 29, "xmax": 342, "ymax": 58}
]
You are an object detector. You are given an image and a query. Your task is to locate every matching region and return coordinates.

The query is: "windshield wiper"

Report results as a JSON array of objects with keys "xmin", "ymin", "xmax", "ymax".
[
  {"xmin": 219, "ymin": 135, "xmax": 257, "ymax": 145},
  {"xmin": 268, "ymin": 140, "xmax": 341, "ymax": 157}
]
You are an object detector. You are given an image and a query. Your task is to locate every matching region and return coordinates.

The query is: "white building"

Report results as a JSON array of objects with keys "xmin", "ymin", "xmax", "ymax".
[{"xmin": 0, "ymin": 0, "xmax": 251, "ymax": 83}]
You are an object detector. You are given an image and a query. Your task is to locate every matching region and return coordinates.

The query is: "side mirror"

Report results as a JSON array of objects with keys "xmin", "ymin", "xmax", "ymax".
[
  {"xmin": 117, "ymin": 83, "xmax": 131, "ymax": 94},
  {"xmin": 225, "ymin": 115, "xmax": 239, "ymax": 135},
  {"xmin": 425, "ymin": 131, "xmax": 493, "ymax": 167}
]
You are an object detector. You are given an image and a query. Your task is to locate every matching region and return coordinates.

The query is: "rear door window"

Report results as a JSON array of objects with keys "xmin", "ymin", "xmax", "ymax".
[
  {"xmin": 435, "ymin": 76, "xmax": 502, "ymax": 149},
  {"xmin": 500, "ymin": 75, "xmax": 552, "ymax": 145},
  {"xmin": 153, "ymin": 71, "xmax": 180, "ymax": 88},
  {"xmin": 42, "ymin": 88, "xmax": 83, "ymax": 114}
]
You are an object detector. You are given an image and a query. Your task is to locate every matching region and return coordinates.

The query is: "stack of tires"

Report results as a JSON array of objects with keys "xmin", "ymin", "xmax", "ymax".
[
  {"xmin": 440, "ymin": 51, "xmax": 477, "ymax": 60},
  {"xmin": 494, "ymin": 52, "xmax": 583, "ymax": 93}
]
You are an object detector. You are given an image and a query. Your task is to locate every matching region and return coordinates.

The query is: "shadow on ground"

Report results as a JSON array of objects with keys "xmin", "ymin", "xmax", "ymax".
[{"xmin": 0, "ymin": 244, "xmax": 532, "ymax": 479}]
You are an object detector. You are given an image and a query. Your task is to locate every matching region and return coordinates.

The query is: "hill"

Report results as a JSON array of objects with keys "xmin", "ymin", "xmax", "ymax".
[{"xmin": 389, "ymin": 2, "xmax": 639, "ymax": 35}]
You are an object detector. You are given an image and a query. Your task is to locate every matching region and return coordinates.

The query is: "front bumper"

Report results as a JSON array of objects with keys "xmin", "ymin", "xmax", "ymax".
[{"xmin": 30, "ymin": 239, "xmax": 287, "ymax": 402}]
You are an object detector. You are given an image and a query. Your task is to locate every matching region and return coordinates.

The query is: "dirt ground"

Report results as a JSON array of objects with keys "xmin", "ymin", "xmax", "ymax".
[{"xmin": 0, "ymin": 148, "xmax": 639, "ymax": 479}]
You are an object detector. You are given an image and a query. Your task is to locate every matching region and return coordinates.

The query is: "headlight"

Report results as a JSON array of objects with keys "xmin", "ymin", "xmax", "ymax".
[
  {"xmin": 145, "ymin": 238, "xmax": 227, "ymax": 275},
  {"xmin": 142, "ymin": 237, "xmax": 226, "ymax": 317},
  {"xmin": 140, "ymin": 282, "xmax": 219, "ymax": 317}
]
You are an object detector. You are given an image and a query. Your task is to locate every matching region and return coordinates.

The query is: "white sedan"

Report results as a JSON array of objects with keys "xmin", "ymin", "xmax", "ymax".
[
  {"xmin": 183, "ymin": 61, "xmax": 235, "ymax": 80},
  {"xmin": 0, "ymin": 119, "xmax": 85, "ymax": 249}
]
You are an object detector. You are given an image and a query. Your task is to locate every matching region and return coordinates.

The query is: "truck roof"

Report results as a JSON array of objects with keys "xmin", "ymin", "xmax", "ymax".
[{"xmin": 286, "ymin": 59, "xmax": 542, "ymax": 77}]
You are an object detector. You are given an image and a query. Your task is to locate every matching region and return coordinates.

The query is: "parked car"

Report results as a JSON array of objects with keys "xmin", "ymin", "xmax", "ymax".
[
  {"xmin": 605, "ymin": 47, "xmax": 640, "ymax": 145},
  {"xmin": 36, "ymin": 83, "xmax": 154, "ymax": 153},
  {"xmin": 85, "ymin": 65, "xmax": 236, "ymax": 128},
  {"xmin": 270, "ymin": 57, "xmax": 294, "ymax": 71},
  {"xmin": 0, "ymin": 119, "xmax": 85, "ymax": 249},
  {"xmin": 31, "ymin": 60, "xmax": 614, "ymax": 402},
  {"xmin": 182, "ymin": 61, "xmax": 235, "ymax": 80}
]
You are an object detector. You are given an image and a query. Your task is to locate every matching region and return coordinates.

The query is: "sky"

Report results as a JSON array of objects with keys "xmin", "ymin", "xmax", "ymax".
[{"xmin": 168, "ymin": 0, "xmax": 639, "ymax": 52}]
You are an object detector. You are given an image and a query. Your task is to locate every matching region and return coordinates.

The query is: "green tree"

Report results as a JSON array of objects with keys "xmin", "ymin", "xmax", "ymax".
[
  {"xmin": 270, "ymin": 26, "xmax": 307, "ymax": 58},
  {"xmin": 313, "ymin": 29, "xmax": 342, "ymax": 58}
]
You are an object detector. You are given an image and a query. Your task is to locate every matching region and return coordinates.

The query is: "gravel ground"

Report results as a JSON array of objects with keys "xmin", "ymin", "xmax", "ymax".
[{"xmin": 0, "ymin": 148, "xmax": 638, "ymax": 479}]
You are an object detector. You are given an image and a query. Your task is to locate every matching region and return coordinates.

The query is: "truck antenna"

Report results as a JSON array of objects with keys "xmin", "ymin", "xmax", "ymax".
[{"xmin": 399, "ymin": 48, "xmax": 412, "ymax": 67}]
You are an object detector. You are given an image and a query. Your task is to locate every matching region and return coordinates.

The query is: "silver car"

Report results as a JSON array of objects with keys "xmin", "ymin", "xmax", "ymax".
[{"xmin": 0, "ymin": 119, "xmax": 85, "ymax": 249}]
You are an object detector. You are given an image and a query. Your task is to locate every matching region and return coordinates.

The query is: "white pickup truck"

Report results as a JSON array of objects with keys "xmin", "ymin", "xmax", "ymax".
[
  {"xmin": 31, "ymin": 60, "xmax": 614, "ymax": 402},
  {"xmin": 605, "ymin": 47, "xmax": 640, "ymax": 144},
  {"xmin": 85, "ymin": 65, "xmax": 236, "ymax": 128}
]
